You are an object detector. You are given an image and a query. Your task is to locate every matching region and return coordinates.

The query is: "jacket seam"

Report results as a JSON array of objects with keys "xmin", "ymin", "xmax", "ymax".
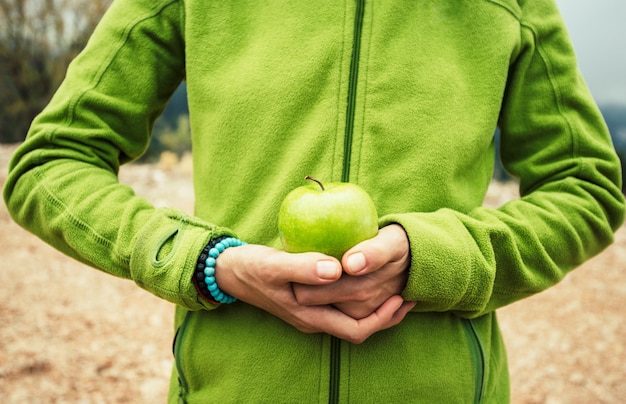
[
  {"xmin": 60, "ymin": 0, "xmax": 181, "ymax": 129},
  {"xmin": 318, "ymin": 335, "xmax": 325, "ymax": 402},
  {"xmin": 354, "ymin": 3, "xmax": 374, "ymax": 185},
  {"xmin": 332, "ymin": 1, "xmax": 350, "ymax": 182},
  {"xmin": 482, "ymin": 0, "xmax": 522, "ymax": 21},
  {"xmin": 519, "ymin": 20, "xmax": 582, "ymax": 183},
  {"xmin": 32, "ymin": 167, "xmax": 127, "ymax": 267}
]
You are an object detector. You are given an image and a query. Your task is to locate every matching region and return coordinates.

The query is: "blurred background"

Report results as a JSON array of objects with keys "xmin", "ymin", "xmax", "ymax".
[
  {"xmin": 1, "ymin": 0, "xmax": 625, "ymax": 403},
  {"xmin": 1, "ymin": 0, "xmax": 625, "ymax": 178}
]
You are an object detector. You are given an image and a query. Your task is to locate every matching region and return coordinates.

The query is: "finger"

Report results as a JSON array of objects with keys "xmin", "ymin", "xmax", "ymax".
[
  {"xmin": 293, "ymin": 274, "xmax": 369, "ymax": 305},
  {"xmin": 342, "ymin": 224, "xmax": 410, "ymax": 276},
  {"xmin": 214, "ymin": 245, "xmax": 342, "ymax": 302},
  {"xmin": 276, "ymin": 296, "xmax": 415, "ymax": 344},
  {"xmin": 223, "ymin": 245, "xmax": 342, "ymax": 285},
  {"xmin": 347, "ymin": 295, "xmax": 406, "ymax": 344},
  {"xmin": 265, "ymin": 249, "xmax": 343, "ymax": 285},
  {"xmin": 377, "ymin": 300, "xmax": 417, "ymax": 331},
  {"xmin": 319, "ymin": 295, "xmax": 406, "ymax": 344}
]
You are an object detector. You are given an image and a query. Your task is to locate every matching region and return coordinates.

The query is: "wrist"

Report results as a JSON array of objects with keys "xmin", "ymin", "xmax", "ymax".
[{"xmin": 193, "ymin": 236, "xmax": 246, "ymax": 304}]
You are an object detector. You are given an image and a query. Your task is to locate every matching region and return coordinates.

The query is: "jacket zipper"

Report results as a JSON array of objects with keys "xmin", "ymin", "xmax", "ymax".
[
  {"xmin": 341, "ymin": 0, "xmax": 365, "ymax": 183},
  {"xmin": 329, "ymin": 1, "xmax": 366, "ymax": 403},
  {"xmin": 328, "ymin": 336, "xmax": 342, "ymax": 404},
  {"xmin": 462, "ymin": 318, "xmax": 486, "ymax": 404},
  {"xmin": 173, "ymin": 311, "xmax": 192, "ymax": 401}
]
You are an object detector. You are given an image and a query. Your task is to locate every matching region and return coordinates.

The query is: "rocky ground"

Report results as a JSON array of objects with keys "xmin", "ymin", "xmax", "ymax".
[{"xmin": 1, "ymin": 144, "xmax": 624, "ymax": 403}]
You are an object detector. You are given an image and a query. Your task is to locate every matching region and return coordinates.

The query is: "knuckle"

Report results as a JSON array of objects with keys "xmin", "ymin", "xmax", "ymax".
[
  {"xmin": 290, "ymin": 320, "xmax": 310, "ymax": 333},
  {"xmin": 346, "ymin": 288, "xmax": 367, "ymax": 303},
  {"xmin": 297, "ymin": 324, "xmax": 318, "ymax": 334},
  {"xmin": 294, "ymin": 293, "xmax": 314, "ymax": 305},
  {"xmin": 348, "ymin": 332, "xmax": 368, "ymax": 345}
]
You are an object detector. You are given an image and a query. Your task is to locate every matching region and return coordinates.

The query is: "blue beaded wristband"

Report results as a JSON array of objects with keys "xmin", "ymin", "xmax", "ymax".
[{"xmin": 203, "ymin": 237, "xmax": 246, "ymax": 304}]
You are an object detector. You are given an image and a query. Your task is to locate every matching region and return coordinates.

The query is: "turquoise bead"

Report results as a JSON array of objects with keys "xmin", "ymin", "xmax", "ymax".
[{"xmin": 199, "ymin": 237, "xmax": 248, "ymax": 304}]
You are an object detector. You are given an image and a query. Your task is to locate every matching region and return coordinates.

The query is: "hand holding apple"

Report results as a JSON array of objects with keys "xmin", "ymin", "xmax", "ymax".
[
  {"xmin": 278, "ymin": 176, "xmax": 379, "ymax": 260},
  {"xmin": 293, "ymin": 224, "xmax": 412, "ymax": 319},
  {"xmin": 277, "ymin": 177, "xmax": 413, "ymax": 322},
  {"xmin": 213, "ymin": 243, "xmax": 414, "ymax": 343}
]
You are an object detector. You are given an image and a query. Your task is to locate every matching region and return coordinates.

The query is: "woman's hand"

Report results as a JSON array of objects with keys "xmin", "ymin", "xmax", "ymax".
[
  {"xmin": 214, "ymin": 242, "xmax": 414, "ymax": 344},
  {"xmin": 293, "ymin": 224, "xmax": 412, "ymax": 319}
]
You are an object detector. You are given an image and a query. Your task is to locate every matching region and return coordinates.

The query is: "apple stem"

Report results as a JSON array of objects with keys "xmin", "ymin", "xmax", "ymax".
[{"xmin": 305, "ymin": 175, "xmax": 325, "ymax": 191}]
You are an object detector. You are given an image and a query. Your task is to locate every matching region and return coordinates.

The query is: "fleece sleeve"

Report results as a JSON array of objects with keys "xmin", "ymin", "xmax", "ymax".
[
  {"xmin": 380, "ymin": 0, "xmax": 624, "ymax": 317},
  {"xmin": 2, "ymin": 0, "xmax": 231, "ymax": 311}
]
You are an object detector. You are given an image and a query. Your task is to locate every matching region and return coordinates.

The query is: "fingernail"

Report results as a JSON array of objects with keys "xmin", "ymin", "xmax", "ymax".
[
  {"xmin": 346, "ymin": 252, "xmax": 366, "ymax": 274},
  {"xmin": 317, "ymin": 260, "xmax": 340, "ymax": 279}
]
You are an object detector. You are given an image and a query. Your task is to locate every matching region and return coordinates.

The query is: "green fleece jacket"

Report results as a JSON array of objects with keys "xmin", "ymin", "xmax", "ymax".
[{"xmin": 4, "ymin": 0, "xmax": 624, "ymax": 402}]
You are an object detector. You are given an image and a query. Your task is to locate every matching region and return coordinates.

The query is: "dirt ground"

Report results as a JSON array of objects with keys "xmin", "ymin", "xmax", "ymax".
[{"xmin": 1, "ymin": 144, "xmax": 625, "ymax": 403}]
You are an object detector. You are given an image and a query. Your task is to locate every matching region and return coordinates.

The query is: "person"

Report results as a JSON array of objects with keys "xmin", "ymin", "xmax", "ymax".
[{"xmin": 3, "ymin": 0, "xmax": 624, "ymax": 402}]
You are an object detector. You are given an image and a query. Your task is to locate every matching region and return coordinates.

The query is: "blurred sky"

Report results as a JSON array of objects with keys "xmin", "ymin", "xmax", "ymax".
[{"xmin": 555, "ymin": 0, "xmax": 626, "ymax": 106}]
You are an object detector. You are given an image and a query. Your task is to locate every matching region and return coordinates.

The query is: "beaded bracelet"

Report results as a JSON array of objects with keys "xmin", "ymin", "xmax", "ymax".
[{"xmin": 193, "ymin": 236, "xmax": 246, "ymax": 304}]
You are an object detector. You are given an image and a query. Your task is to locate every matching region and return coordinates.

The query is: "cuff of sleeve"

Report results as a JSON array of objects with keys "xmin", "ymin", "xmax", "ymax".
[
  {"xmin": 130, "ymin": 207, "xmax": 236, "ymax": 311},
  {"xmin": 379, "ymin": 209, "xmax": 494, "ymax": 314}
]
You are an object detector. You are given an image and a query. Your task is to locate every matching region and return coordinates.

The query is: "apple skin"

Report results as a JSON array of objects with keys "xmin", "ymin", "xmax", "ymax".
[{"xmin": 278, "ymin": 178, "xmax": 379, "ymax": 260}]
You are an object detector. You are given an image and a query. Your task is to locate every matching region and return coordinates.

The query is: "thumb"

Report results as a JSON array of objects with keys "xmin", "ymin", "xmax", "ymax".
[
  {"xmin": 342, "ymin": 224, "xmax": 410, "ymax": 276},
  {"xmin": 260, "ymin": 247, "xmax": 343, "ymax": 285}
]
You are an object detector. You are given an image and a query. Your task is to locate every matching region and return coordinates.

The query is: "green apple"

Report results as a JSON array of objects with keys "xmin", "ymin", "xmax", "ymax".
[{"xmin": 278, "ymin": 176, "xmax": 379, "ymax": 260}]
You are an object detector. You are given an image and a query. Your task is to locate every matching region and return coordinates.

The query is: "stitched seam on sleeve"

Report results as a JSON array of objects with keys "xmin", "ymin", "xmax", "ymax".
[
  {"xmin": 32, "ymin": 167, "xmax": 127, "ymax": 268},
  {"xmin": 483, "ymin": 0, "xmax": 522, "ymax": 21},
  {"xmin": 60, "ymin": 0, "xmax": 181, "ymax": 128},
  {"xmin": 519, "ymin": 21, "xmax": 581, "ymax": 178}
]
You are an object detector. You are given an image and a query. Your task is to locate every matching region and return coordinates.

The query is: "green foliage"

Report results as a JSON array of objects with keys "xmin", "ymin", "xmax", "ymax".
[{"xmin": 0, "ymin": 0, "xmax": 112, "ymax": 143}]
